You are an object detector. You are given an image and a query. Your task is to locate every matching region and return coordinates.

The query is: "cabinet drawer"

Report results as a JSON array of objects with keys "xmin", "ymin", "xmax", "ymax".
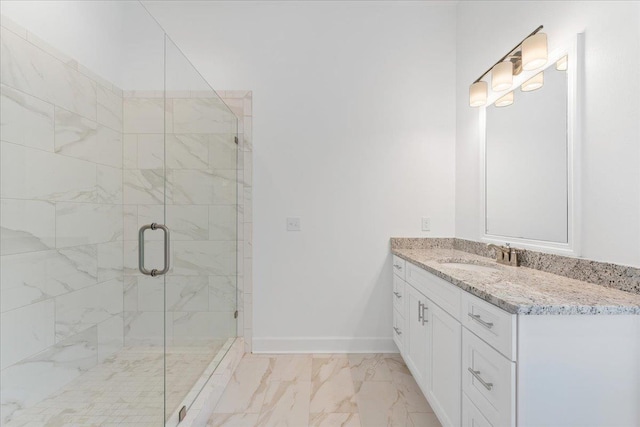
[
  {"xmin": 461, "ymin": 292, "xmax": 516, "ymax": 361},
  {"xmin": 462, "ymin": 328, "xmax": 515, "ymax": 427},
  {"xmin": 462, "ymin": 394, "xmax": 493, "ymax": 427},
  {"xmin": 392, "ymin": 308, "xmax": 404, "ymax": 352},
  {"xmin": 392, "ymin": 255, "xmax": 406, "ymax": 280},
  {"xmin": 392, "ymin": 274, "xmax": 405, "ymax": 313},
  {"xmin": 406, "ymin": 262, "xmax": 461, "ymax": 321}
]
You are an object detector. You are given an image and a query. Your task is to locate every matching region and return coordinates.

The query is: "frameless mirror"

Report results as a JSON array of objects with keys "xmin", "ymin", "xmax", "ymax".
[
  {"xmin": 486, "ymin": 67, "xmax": 567, "ymax": 242},
  {"xmin": 481, "ymin": 36, "xmax": 581, "ymax": 255}
]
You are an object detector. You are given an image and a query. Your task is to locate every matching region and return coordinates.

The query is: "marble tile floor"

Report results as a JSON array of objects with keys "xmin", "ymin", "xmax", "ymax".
[
  {"xmin": 207, "ymin": 353, "xmax": 442, "ymax": 427},
  {"xmin": 5, "ymin": 342, "xmax": 227, "ymax": 427}
]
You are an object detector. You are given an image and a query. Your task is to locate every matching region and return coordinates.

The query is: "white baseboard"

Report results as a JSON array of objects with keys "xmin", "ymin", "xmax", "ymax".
[{"xmin": 252, "ymin": 337, "xmax": 399, "ymax": 354}]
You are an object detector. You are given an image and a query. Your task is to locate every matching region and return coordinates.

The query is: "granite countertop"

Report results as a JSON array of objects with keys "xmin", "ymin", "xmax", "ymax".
[{"xmin": 392, "ymin": 247, "xmax": 640, "ymax": 315}]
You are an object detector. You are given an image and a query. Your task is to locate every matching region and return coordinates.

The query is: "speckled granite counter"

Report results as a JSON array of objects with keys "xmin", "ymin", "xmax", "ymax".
[{"xmin": 392, "ymin": 246, "xmax": 640, "ymax": 315}]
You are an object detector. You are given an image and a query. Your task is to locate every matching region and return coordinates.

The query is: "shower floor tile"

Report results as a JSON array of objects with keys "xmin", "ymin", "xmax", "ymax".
[{"xmin": 5, "ymin": 341, "xmax": 228, "ymax": 426}]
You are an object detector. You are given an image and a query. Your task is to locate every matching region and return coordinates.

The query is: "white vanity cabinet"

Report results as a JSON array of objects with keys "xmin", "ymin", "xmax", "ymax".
[
  {"xmin": 393, "ymin": 256, "xmax": 464, "ymax": 427},
  {"xmin": 392, "ymin": 254, "xmax": 640, "ymax": 427},
  {"xmin": 393, "ymin": 255, "xmax": 515, "ymax": 427}
]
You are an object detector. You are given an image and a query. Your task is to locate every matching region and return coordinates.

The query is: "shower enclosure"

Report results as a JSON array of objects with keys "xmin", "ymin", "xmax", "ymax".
[{"xmin": 0, "ymin": 1, "xmax": 238, "ymax": 425}]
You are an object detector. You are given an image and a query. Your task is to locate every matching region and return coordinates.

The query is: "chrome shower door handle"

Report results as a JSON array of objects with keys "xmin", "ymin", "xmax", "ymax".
[
  {"xmin": 138, "ymin": 223, "xmax": 170, "ymax": 276},
  {"xmin": 155, "ymin": 223, "xmax": 170, "ymax": 276}
]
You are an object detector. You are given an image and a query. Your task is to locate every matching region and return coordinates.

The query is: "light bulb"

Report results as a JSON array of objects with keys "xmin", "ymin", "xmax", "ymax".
[
  {"xmin": 556, "ymin": 55, "xmax": 568, "ymax": 71},
  {"xmin": 495, "ymin": 91, "xmax": 514, "ymax": 107},
  {"xmin": 521, "ymin": 71, "xmax": 544, "ymax": 92}
]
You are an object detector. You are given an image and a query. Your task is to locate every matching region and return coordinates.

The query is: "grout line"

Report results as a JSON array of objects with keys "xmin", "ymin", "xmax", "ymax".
[
  {"xmin": 1, "ymin": 137, "xmax": 122, "ymax": 176},
  {"xmin": 1, "ymin": 77, "xmax": 122, "ymax": 134}
]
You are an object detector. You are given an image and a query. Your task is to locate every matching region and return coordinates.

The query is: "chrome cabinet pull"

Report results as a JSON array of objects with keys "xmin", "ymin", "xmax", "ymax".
[
  {"xmin": 393, "ymin": 291, "xmax": 402, "ymax": 299},
  {"xmin": 393, "ymin": 327, "xmax": 402, "ymax": 336},
  {"xmin": 393, "ymin": 264, "xmax": 402, "ymax": 270},
  {"xmin": 422, "ymin": 303, "xmax": 428, "ymax": 325},
  {"xmin": 418, "ymin": 301, "xmax": 424, "ymax": 323},
  {"xmin": 468, "ymin": 368, "xmax": 493, "ymax": 391},
  {"xmin": 468, "ymin": 313, "xmax": 494, "ymax": 329},
  {"xmin": 138, "ymin": 223, "xmax": 170, "ymax": 277}
]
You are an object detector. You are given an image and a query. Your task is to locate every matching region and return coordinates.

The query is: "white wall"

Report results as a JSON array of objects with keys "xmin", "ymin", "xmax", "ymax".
[
  {"xmin": 456, "ymin": 0, "xmax": 640, "ymax": 267},
  {"xmin": 145, "ymin": 0, "xmax": 458, "ymax": 352},
  {"xmin": 0, "ymin": 1, "xmax": 125, "ymax": 85},
  {"xmin": 0, "ymin": 1, "xmax": 166, "ymax": 90}
]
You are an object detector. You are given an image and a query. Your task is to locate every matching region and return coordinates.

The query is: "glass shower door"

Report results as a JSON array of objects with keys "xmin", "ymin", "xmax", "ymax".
[
  {"xmin": 0, "ymin": 2, "xmax": 237, "ymax": 425},
  {"xmin": 163, "ymin": 36, "xmax": 238, "ymax": 423},
  {"xmin": 0, "ymin": 1, "xmax": 170, "ymax": 425}
]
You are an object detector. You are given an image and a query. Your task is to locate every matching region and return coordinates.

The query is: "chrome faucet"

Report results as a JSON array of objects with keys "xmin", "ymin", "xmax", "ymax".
[{"xmin": 487, "ymin": 243, "xmax": 521, "ymax": 267}]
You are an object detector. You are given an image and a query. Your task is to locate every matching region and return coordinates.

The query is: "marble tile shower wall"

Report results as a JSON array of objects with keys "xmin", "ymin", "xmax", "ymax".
[
  {"xmin": 122, "ymin": 91, "xmax": 239, "ymax": 347},
  {"xmin": 0, "ymin": 20, "xmax": 124, "ymax": 422}
]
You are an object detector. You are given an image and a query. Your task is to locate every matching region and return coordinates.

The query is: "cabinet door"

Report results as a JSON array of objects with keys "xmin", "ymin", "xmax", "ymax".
[
  {"xmin": 428, "ymin": 303, "xmax": 461, "ymax": 427},
  {"xmin": 405, "ymin": 285, "xmax": 430, "ymax": 390},
  {"xmin": 462, "ymin": 394, "xmax": 493, "ymax": 427}
]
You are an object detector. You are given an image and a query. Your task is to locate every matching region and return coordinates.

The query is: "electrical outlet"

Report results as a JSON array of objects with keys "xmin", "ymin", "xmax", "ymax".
[
  {"xmin": 286, "ymin": 217, "xmax": 301, "ymax": 231},
  {"xmin": 422, "ymin": 217, "xmax": 431, "ymax": 232}
]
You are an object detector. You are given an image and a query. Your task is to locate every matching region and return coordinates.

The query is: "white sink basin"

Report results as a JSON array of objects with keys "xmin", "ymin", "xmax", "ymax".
[{"xmin": 439, "ymin": 262, "xmax": 501, "ymax": 273}]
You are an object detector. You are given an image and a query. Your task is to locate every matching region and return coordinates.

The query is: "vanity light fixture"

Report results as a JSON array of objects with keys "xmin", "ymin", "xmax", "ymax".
[
  {"xmin": 491, "ymin": 62, "xmax": 513, "ymax": 91},
  {"xmin": 495, "ymin": 91, "xmax": 514, "ymax": 107},
  {"xmin": 522, "ymin": 32, "xmax": 548, "ymax": 70},
  {"xmin": 469, "ymin": 81, "xmax": 488, "ymax": 107},
  {"xmin": 469, "ymin": 25, "xmax": 546, "ymax": 107},
  {"xmin": 521, "ymin": 71, "xmax": 544, "ymax": 92},
  {"xmin": 556, "ymin": 55, "xmax": 568, "ymax": 71}
]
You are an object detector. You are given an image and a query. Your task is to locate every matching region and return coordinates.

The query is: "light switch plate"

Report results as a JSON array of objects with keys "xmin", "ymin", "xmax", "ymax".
[
  {"xmin": 422, "ymin": 217, "xmax": 431, "ymax": 232},
  {"xmin": 286, "ymin": 217, "xmax": 301, "ymax": 231}
]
